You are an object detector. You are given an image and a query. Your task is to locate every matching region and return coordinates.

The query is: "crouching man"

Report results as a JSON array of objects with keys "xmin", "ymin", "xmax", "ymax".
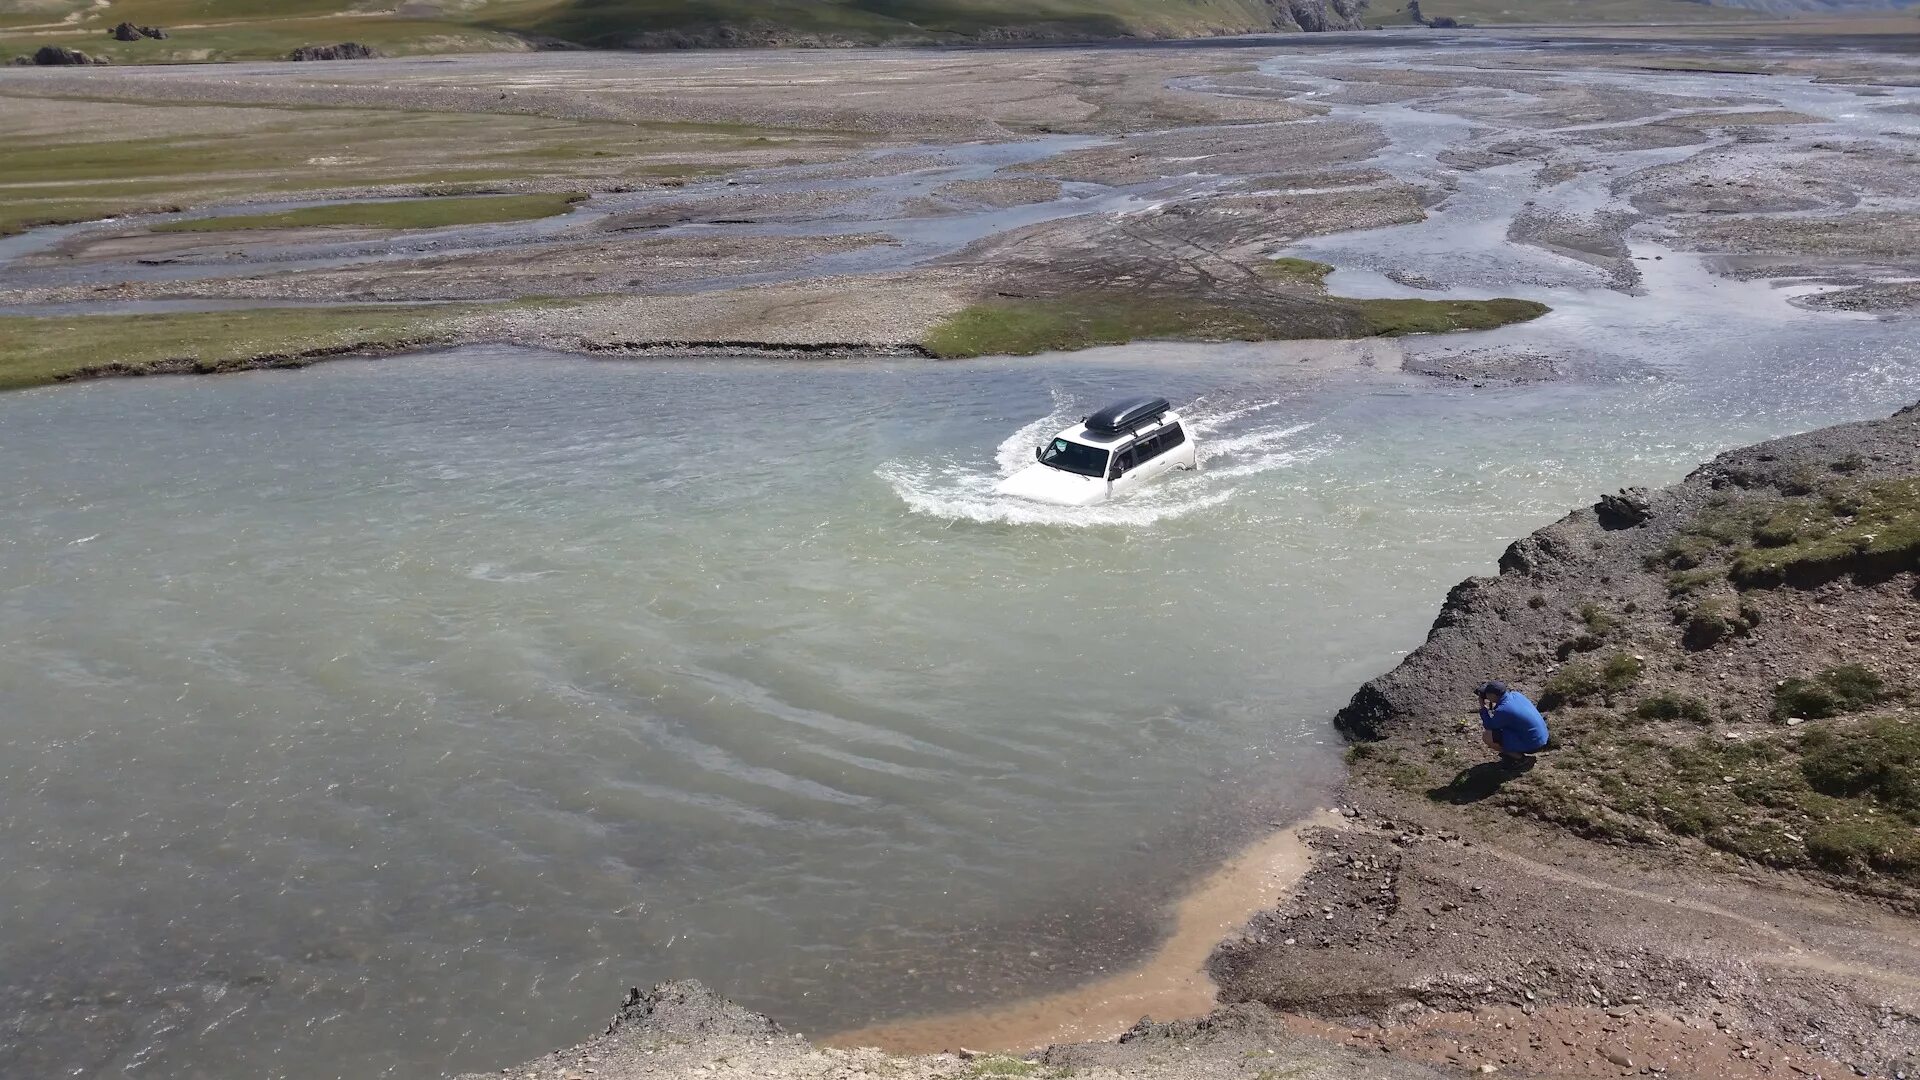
[{"xmin": 1476, "ymin": 680, "xmax": 1549, "ymax": 770}]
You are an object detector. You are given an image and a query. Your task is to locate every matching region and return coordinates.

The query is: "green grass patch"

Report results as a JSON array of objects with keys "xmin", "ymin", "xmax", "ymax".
[
  {"xmin": 921, "ymin": 291, "xmax": 1548, "ymax": 358},
  {"xmin": 923, "ymin": 294, "xmax": 1272, "ymax": 359},
  {"xmin": 1541, "ymin": 651, "xmax": 1642, "ymax": 709},
  {"xmin": 1502, "ymin": 713, "xmax": 1920, "ymax": 887},
  {"xmin": 491, "ymin": 0, "xmax": 1290, "ymax": 46},
  {"xmin": 1578, "ymin": 601, "xmax": 1618, "ymax": 635},
  {"xmin": 1259, "ymin": 256, "xmax": 1334, "ymax": 285},
  {"xmin": 149, "ymin": 193, "xmax": 584, "ymax": 233},
  {"xmin": 1679, "ymin": 594, "xmax": 1761, "ymax": 651},
  {"xmin": 1634, "ymin": 692, "xmax": 1710, "ymax": 725},
  {"xmin": 1, "ymin": 14, "xmax": 525, "ymax": 63},
  {"xmin": 0, "ymin": 199, "xmax": 184, "ymax": 239},
  {"xmin": 1727, "ymin": 479, "xmax": 1920, "ymax": 587},
  {"xmin": 1649, "ymin": 479, "xmax": 1920, "ymax": 591},
  {"xmin": 1343, "ymin": 297, "xmax": 1550, "ymax": 336},
  {"xmin": 0, "ymin": 307, "xmax": 467, "ymax": 392},
  {"xmin": 1771, "ymin": 665, "xmax": 1888, "ymax": 722}
]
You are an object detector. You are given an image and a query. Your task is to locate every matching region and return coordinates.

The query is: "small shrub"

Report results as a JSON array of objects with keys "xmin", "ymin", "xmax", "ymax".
[
  {"xmin": 1805, "ymin": 819, "xmax": 1920, "ymax": 878},
  {"xmin": 1831, "ymin": 452, "xmax": 1866, "ymax": 474},
  {"xmin": 1578, "ymin": 601, "xmax": 1619, "ymax": 635},
  {"xmin": 1546, "ymin": 653, "xmax": 1642, "ymax": 708},
  {"xmin": 1681, "ymin": 595, "xmax": 1757, "ymax": 651},
  {"xmin": 1667, "ymin": 567, "xmax": 1723, "ymax": 596},
  {"xmin": 1528, "ymin": 594, "xmax": 1548, "ymax": 609},
  {"xmin": 1655, "ymin": 535, "xmax": 1719, "ymax": 571},
  {"xmin": 1541, "ymin": 664, "xmax": 1603, "ymax": 709},
  {"xmin": 1778, "ymin": 468, "xmax": 1821, "ymax": 496},
  {"xmin": 1557, "ymin": 633, "xmax": 1604, "ymax": 659},
  {"xmin": 1635, "ymin": 693, "xmax": 1710, "ymax": 724},
  {"xmin": 1820, "ymin": 664, "xmax": 1887, "ymax": 711},
  {"xmin": 1773, "ymin": 679, "xmax": 1837, "ymax": 721},
  {"xmin": 1602, "ymin": 653, "xmax": 1644, "ymax": 695},
  {"xmin": 1751, "ymin": 512, "xmax": 1805, "ymax": 548},
  {"xmin": 1772, "ymin": 665, "xmax": 1886, "ymax": 721},
  {"xmin": 1800, "ymin": 718, "xmax": 1919, "ymax": 813}
]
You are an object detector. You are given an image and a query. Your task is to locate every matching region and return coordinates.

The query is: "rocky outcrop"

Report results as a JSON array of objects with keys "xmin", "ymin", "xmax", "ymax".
[
  {"xmin": 1270, "ymin": 0, "xmax": 1369, "ymax": 32},
  {"xmin": 24, "ymin": 46, "xmax": 108, "ymax": 66},
  {"xmin": 1335, "ymin": 401, "xmax": 1920, "ymax": 744},
  {"xmin": 110, "ymin": 22, "xmax": 169, "ymax": 41},
  {"xmin": 1594, "ymin": 486, "xmax": 1653, "ymax": 528},
  {"xmin": 1404, "ymin": 0, "xmax": 1462, "ymax": 27},
  {"xmin": 288, "ymin": 43, "xmax": 382, "ymax": 61}
]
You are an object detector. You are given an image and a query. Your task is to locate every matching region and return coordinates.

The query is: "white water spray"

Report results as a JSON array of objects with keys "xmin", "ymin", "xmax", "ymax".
[{"xmin": 879, "ymin": 393, "xmax": 1329, "ymax": 527}]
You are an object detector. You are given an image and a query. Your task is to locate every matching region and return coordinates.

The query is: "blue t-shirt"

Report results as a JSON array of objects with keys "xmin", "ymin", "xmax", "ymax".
[{"xmin": 1481, "ymin": 691, "xmax": 1549, "ymax": 752}]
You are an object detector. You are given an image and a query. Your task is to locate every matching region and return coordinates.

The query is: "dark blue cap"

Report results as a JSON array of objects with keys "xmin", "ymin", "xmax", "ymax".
[{"xmin": 1476, "ymin": 681, "xmax": 1508, "ymax": 698}]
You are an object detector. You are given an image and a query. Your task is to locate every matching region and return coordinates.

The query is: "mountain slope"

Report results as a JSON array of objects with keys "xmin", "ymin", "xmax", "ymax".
[
  {"xmin": 1, "ymin": 0, "xmax": 1779, "ymax": 63},
  {"xmin": 0, "ymin": 0, "xmax": 1362, "ymax": 61}
]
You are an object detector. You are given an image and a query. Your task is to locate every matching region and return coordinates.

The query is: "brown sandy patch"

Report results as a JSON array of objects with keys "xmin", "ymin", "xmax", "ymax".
[{"xmin": 826, "ymin": 810, "xmax": 1344, "ymax": 1055}]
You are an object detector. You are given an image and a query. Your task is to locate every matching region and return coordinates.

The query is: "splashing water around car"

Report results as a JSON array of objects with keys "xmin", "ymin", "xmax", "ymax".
[{"xmin": 877, "ymin": 392, "xmax": 1328, "ymax": 527}]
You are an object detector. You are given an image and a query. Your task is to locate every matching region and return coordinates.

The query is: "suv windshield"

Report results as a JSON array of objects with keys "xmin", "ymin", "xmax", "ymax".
[{"xmin": 1039, "ymin": 438, "xmax": 1109, "ymax": 478}]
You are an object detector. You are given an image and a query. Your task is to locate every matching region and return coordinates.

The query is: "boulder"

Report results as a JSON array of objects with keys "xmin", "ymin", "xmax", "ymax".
[
  {"xmin": 140, "ymin": 25, "xmax": 169, "ymax": 40},
  {"xmin": 111, "ymin": 21, "xmax": 141, "ymax": 41},
  {"xmin": 30, "ymin": 45, "xmax": 107, "ymax": 66},
  {"xmin": 288, "ymin": 42, "xmax": 381, "ymax": 61},
  {"xmin": 1596, "ymin": 487, "xmax": 1654, "ymax": 528}
]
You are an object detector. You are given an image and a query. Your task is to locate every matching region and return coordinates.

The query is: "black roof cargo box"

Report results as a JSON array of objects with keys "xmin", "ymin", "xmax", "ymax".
[{"xmin": 1083, "ymin": 396, "xmax": 1171, "ymax": 435}]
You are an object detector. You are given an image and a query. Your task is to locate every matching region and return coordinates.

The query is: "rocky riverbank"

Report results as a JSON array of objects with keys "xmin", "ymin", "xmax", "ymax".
[{"xmin": 466, "ymin": 407, "xmax": 1920, "ymax": 1079}]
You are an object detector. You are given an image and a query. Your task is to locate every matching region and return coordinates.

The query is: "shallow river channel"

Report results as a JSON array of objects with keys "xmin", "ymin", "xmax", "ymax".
[{"xmin": 4, "ymin": 38, "xmax": 1920, "ymax": 1080}]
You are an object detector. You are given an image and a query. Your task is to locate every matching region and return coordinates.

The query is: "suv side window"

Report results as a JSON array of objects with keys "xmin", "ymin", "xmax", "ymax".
[
  {"xmin": 1161, "ymin": 423, "xmax": 1186, "ymax": 451},
  {"xmin": 1133, "ymin": 429, "xmax": 1170, "ymax": 463}
]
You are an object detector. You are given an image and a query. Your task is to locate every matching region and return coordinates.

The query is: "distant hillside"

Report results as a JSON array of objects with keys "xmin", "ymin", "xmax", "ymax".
[
  {"xmin": 1708, "ymin": 0, "xmax": 1917, "ymax": 12},
  {"xmin": 0, "ymin": 0, "xmax": 1356, "ymax": 62},
  {"xmin": 0, "ymin": 0, "xmax": 1806, "ymax": 64}
]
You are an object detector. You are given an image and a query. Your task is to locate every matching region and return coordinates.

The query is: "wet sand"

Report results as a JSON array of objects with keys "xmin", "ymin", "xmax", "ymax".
[{"xmin": 826, "ymin": 810, "xmax": 1343, "ymax": 1054}]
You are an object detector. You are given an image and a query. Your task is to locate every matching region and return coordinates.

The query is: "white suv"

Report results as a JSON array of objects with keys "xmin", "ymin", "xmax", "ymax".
[{"xmin": 997, "ymin": 396, "xmax": 1198, "ymax": 506}]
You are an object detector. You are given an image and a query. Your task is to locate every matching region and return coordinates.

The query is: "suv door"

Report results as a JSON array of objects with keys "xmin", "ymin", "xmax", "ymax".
[
  {"xmin": 1107, "ymin": 442, "xmax": 1142, "ymax": 495},
  {"xmin": 1130, "ymin": 428, "xmax": 1180, "ymax": 484}
]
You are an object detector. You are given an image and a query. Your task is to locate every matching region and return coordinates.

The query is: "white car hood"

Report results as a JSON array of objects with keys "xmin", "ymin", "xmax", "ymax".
[{"xmin": 996, "ymin": 464, "xmax": 1110, "ymax": 506}]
